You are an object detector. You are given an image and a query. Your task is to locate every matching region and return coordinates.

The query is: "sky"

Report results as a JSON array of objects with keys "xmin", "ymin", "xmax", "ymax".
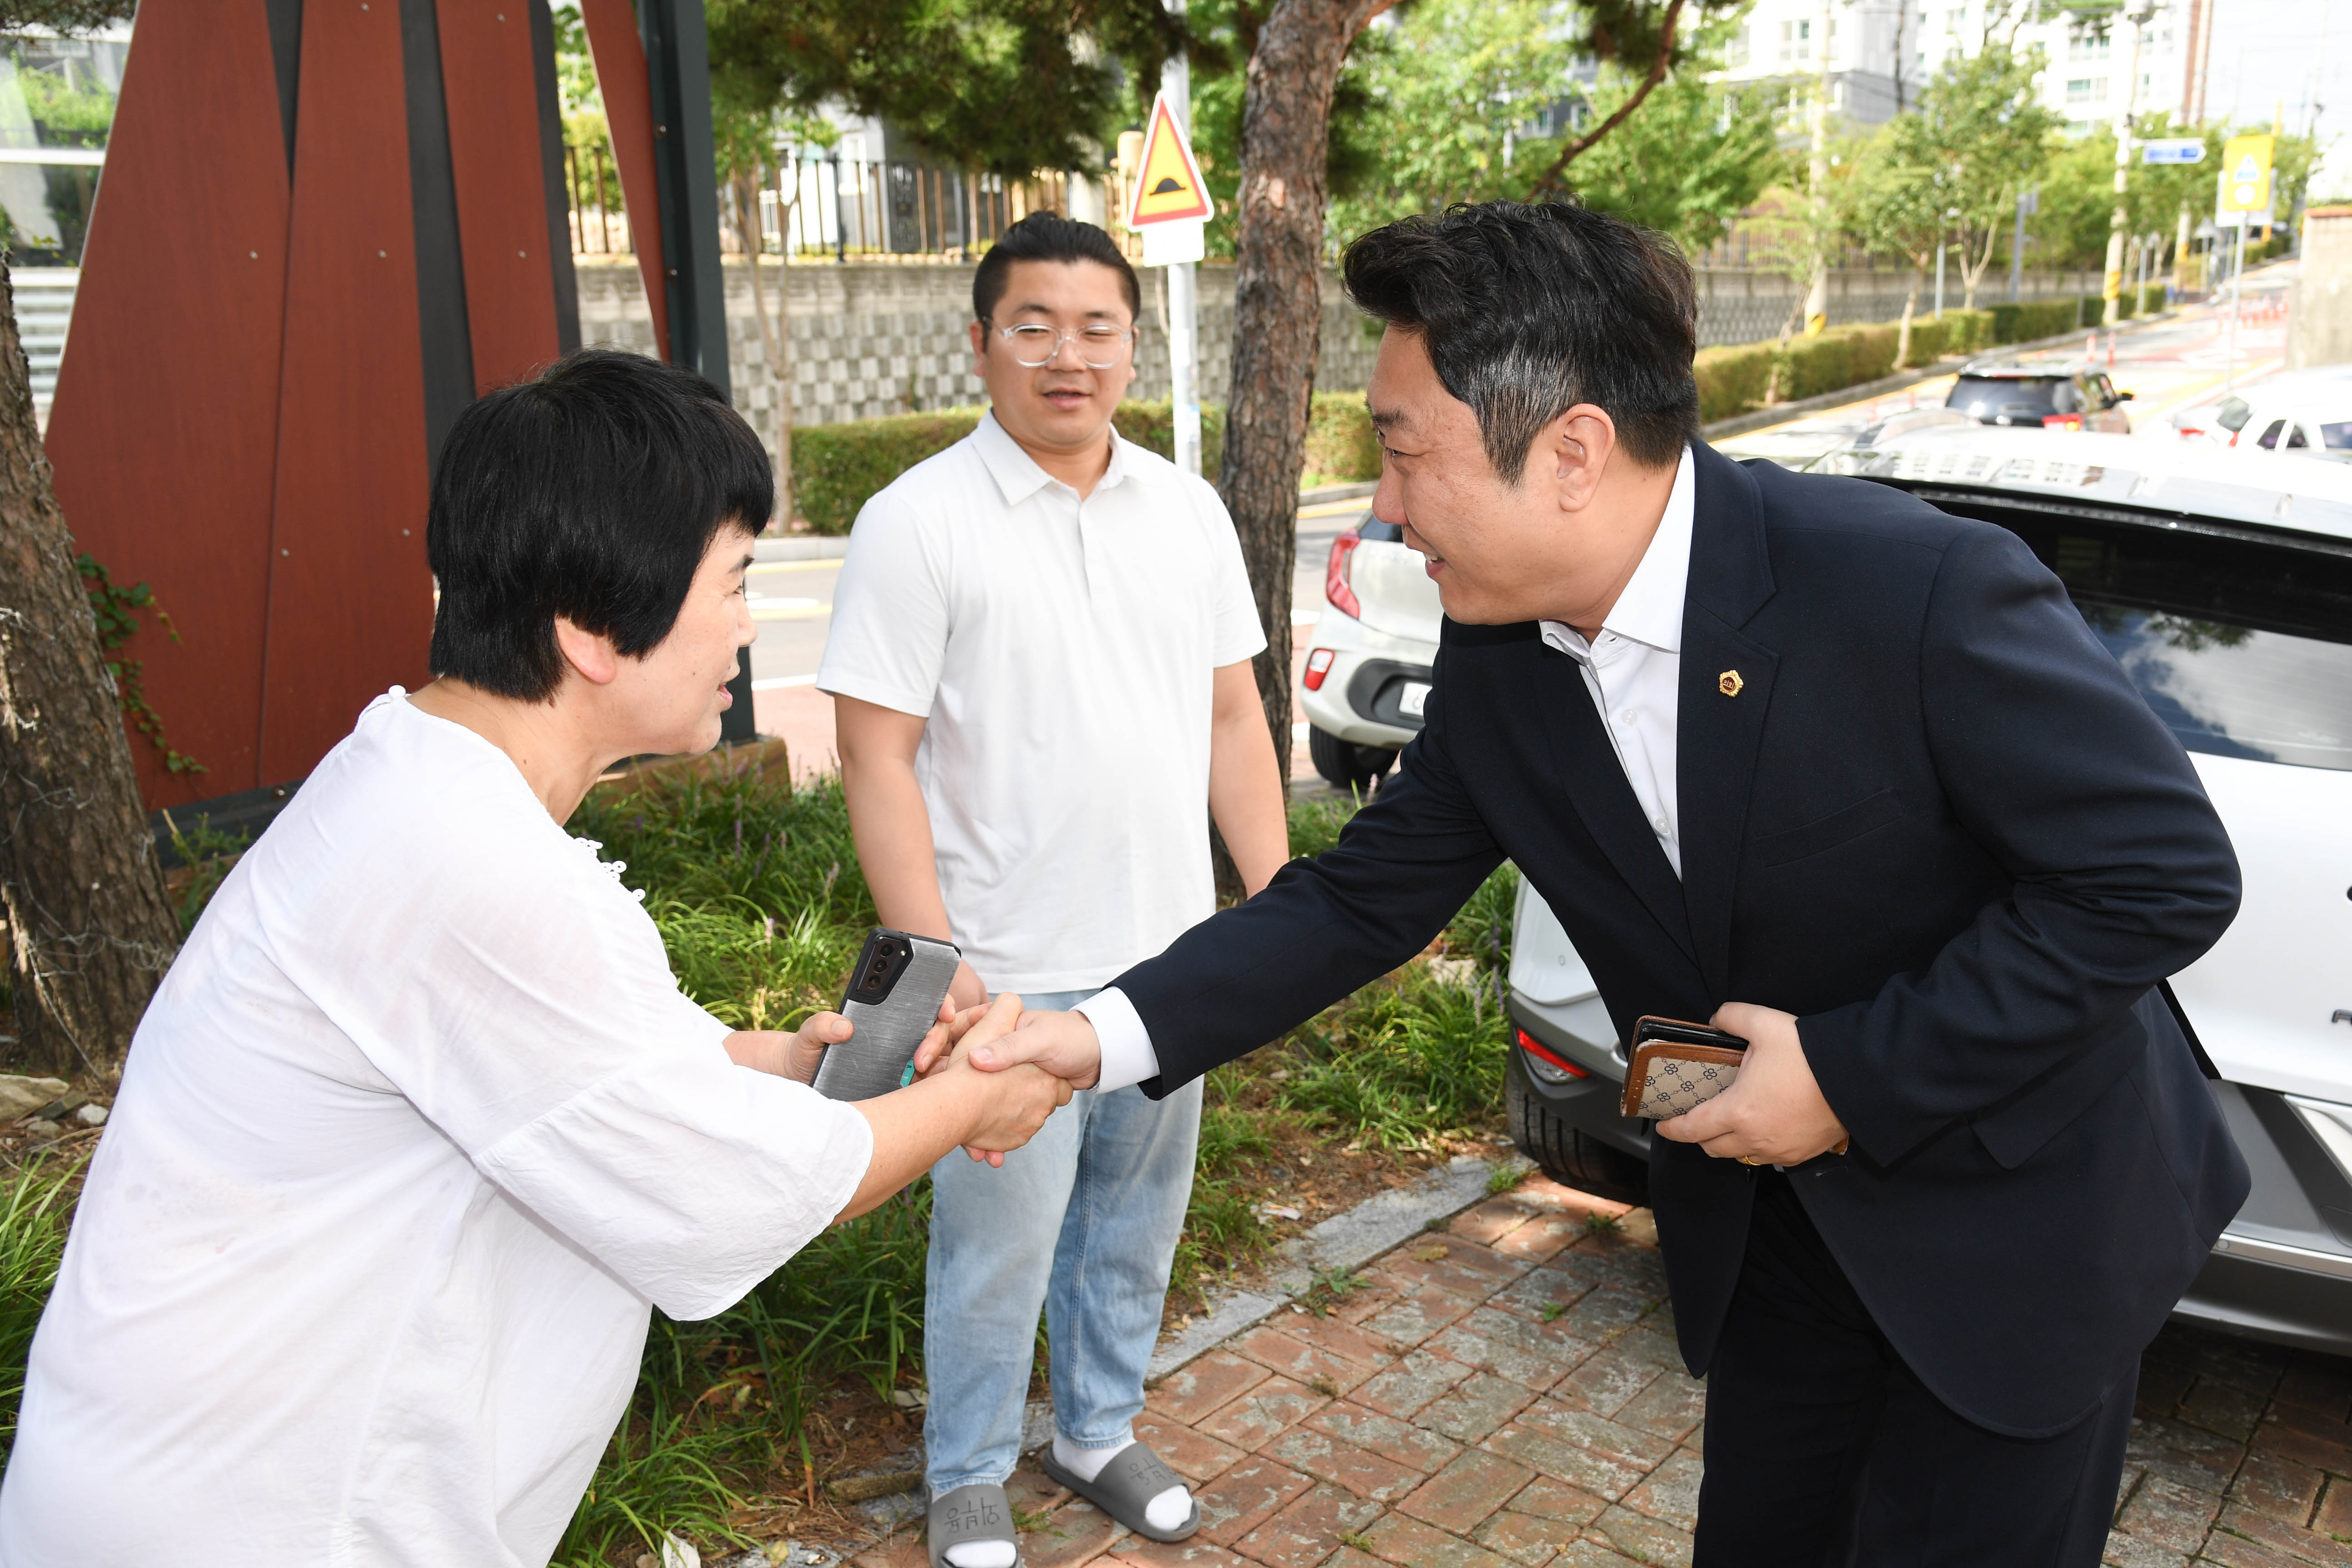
[{"xmin": 2201, "ymin": 0, "xmax": 2352, "ymax": 198}]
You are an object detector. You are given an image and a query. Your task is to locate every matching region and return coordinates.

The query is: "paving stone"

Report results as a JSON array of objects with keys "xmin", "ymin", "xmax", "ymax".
[
  {"xmin": 2316, "ymin": 1477, "xmax": 2352, "ymax": 1536},
  {"xmin": 1263, "ymin": 1427, "xmax": 1427, "ymax": 1502},
  {"xmin": 1358, "ymin": 1284, "xmax": 1484, "ymax": 1348},
  {"xmin": 1233, "ymin": 1482, "xmax": 1384, "ymax": 1568},
  {"xmin": 1620, "ymin": 1451, "xmax": 1704, "ymax": 1528},
  {"xmin": 1279, "ymin": 1313, "xmax": 1405, "ymax": 1374},
  {"xmin": 1452, "ymin": 1197, "xmax": 1545, "ymax": 1248},
  {"xmin": 1352, "ymin": 1348, "xmax": 1477, "ymax": 1420},
  {"xmin": 1022, "ymin": 1497, "xmax": 1126, "ymax": 1567},
  {"xmin": 1360, "ymin": 1511, "xmax": 1517, "ymax": 1568},
  {"xmin": 1429, "ymin": 1309, "xmax": 1594, "ymax": 1392},
  {"xmin": 1372, "ymin": 1235, "xmax": 1527, "ymax": 1295},
  {"xmin": 2212, "ymin": 1502, "xmax": 2352, "ymax": 1566},
  {"xmin": 2277, "ymin": 1363, "xmax": 2352, "ymax": 1426},
  {"xmin": 2182, "ymin": 1377, "xmax": 2272, "ymax": 1444},
  {"xmin": 1134, "ymin": 1415, "xmax": 1247, "ymax": 1484},
  {"xmin": 2100, "ymin": 1528, "xmax": 2190, "ymax": 1568},
  {"xmin": 1315, "ymin": 1550, "xmax": 1382, "ymax": 1568},
  {"xmin": 1151, "ymin": 1352, "xmax": 1272, "ymax": 1423},
  {"xmin": 1548, "ymin": 1542, "xmax": 1652, "ymax": 1567},
  {"xmin": 1302, "ymin": 1401, "xmax": 1463, "ymax": 1473},
  {"xmin": 1553, "ymin": 1288, "xmax": 1658, "ymax": 1345},
  {"xmin": 1011, "ymin": 1468, "xmax": 1076, "ymax": 1513},
  {"xmin": 1546, "ymin": 1350, "xmax": 1662, "ymax": 1421},
  {"xmin": 1470, "ymin": 1508, "xmax": 1567, "ymax": 1567},
  {"xmin": 1199, "ymin": 1375, "xmax": 1331, "ymax": 1452},
  {"xmin": 2263, "ymin": 1399, "xmax": 2352, "ymax": 1451},
  {"xmin": 1582, "ymin": 1503, "xmax": 1693, "ymax": 1568},
  {"xmin": 1615, "ymin": 1368, "xmax": 1709, "ymax": 1444},
  {"xmin": 1483, "ymin": 1421, "xmax": 1654, "ymax": 1502},
  {"xmin": 1517, "ymin": 1406, "xmax": 1678, "ymax": 1471},
  {"xmin": 1609, "ymin": 1324, "xmax": 1689, "ymax": 1373},
  {"xmin": 1103, "ymin": 1540, "xmax": 1253, "ymax": 1568},
  {"xmin": 2116, "ymin": 1472, "xmax": 2222, "ymax": 1555},
  {"xmin": 1505, "ymin": 1474, "xmax": 1617, "ymax": 1526},
  {"xmin": 2251, "ymin": 1419, "xmax": 2352, "ymax": 1482},
  {"xmin": 2230, "ymin": 1453, "xmax": 2327, "ymax": 1526},
  {"xmin": 1232, "ymin": 1326, "xmax": 1382, "ymax": 1397},
  {"xmin": 1195, "ymin": 1456, "xmax": 1315, "ymax": 1546},
  {"xmin": 2195, "ymin": 1532, "xmax": 2317, "ymax": 1568},
  {"xmin": 1491, "ymin": 1214, "xmax": 1588, "ymax": 1264},
  {"xmin": 1397, "ymin": 1448, "xmax": 1539, "ymax": 1534},
  {"xmin": 1418, "ymin": 1372, "xmax": 1542, "ymax": 1444},
  {"xmin": 2129, "ymin": 1416, "xmax": 2245, "ymax": 1497},
  {"xmin": 1490, "ymin": 1267, "xmax": 1599, "ymax": 1322}
]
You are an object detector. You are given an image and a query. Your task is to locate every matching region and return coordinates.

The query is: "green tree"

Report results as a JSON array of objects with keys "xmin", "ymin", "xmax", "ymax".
[
  {"xmin": 1566, "ymin": 70, "xmax": 1780, "ymax": 256},
  {"xmin": 707, "ymin": 0, "xmax": 1183, "ymax": 181},
  {"xmin": 1851, "ymin": 117, "xmax": 1950, "ymax": 364},
  {"xmin": 1896, "ymin": 45, "xmax": 2058, "ymax": 308},
  {"xmin": 0, "ymin": 0, "xmax": 183, "ymax": 1077}
]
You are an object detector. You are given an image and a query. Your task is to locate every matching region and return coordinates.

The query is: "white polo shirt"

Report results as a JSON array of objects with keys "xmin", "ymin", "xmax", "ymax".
[{"xmin": 818, "ymin": 411, "xmax": 1266, "ymax": 994}]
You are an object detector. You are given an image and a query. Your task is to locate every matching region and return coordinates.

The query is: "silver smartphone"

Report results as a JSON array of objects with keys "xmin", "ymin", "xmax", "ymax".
[{"xmin": 812, "ymin": 929, "xmax": 962, "ymax": 1101}]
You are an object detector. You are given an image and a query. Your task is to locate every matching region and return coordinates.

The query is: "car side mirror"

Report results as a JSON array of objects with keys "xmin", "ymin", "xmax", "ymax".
[{"xmin": 2117, "ymin": 390, "xmax": 2136, "ymax": 401}]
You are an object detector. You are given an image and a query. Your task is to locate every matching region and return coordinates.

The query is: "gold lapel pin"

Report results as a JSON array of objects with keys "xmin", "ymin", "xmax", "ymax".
[{"xmin": 1718, "ymin": 670, "xmax": 1745, "ymax": 697}]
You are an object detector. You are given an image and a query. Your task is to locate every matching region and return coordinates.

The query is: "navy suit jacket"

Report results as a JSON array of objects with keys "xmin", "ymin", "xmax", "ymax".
[{"xmin": 1112, "ymin": 442, "xmax": 2250, "ymax": 1436}]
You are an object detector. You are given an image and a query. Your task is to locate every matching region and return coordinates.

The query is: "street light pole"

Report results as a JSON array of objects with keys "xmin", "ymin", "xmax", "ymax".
[
  {"xmin": 1162, "ymin": 0, "xmax": 1201, "ymax": 478},
  {"xmin": 1803, "ymin": 0, "xmax": 1836, "ymax": 335},
  {"xmin": 2103, "ymin": 1, "xmax": 2154, "ymax": 327}
]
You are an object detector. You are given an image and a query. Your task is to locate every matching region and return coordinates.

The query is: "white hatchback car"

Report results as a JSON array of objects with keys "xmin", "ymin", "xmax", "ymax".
[
  {"xmin": 1507, "ymin": 426, "xmax": 2352, "ymax": 1355},
  {"xmin": 1298, "ymin": 519, "xmax": 1443, "ymax": 793}
]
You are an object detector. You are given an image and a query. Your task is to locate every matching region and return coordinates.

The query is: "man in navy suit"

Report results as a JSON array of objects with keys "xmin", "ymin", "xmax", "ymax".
[{"xmin": 953, "ymin": 201, "xmax": 2250, "ymax": 1564}]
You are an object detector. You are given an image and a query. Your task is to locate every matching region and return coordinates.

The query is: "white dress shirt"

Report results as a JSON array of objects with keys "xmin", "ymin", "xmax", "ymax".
[{"xmin": 1080, "ymin": 447, "xmax": 1697, "ymax": 1093}]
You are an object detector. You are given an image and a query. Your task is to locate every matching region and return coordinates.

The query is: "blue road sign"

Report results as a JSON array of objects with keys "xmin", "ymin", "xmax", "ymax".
[{"xmin": 2142, "ymin": 139, "xmax": 2207, "ymax": 165}]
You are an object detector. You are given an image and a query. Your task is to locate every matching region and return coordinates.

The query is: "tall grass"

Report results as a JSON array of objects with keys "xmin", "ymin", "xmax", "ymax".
[{"xmin": 0, "ymin": 1156, "xmax": 83, "ymax": 1465}]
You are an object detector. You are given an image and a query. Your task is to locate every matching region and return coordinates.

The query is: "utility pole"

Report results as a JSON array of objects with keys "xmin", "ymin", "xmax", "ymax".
[
  {"xmin": 2103, "ymin": 1, "xmax": 2153, "ymax": 328},
  {"xmin": 1803, "ymin": 0, "xmax": 1835, "ymax": 335},
  {"xmin": 1163, "ymin": 0, "xmax": 1201, "ymax": 477},
  {"xmin": 2010, "ymin": 186, "xmax": 2036, "ymax": 303}
]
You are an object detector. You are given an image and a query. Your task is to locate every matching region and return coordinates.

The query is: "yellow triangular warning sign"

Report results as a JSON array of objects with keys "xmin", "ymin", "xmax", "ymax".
[
  {"xmin": 2233, "ymin": 154, "xmax": 2261, "ymax": 183},
  {"xmin": 1127, "ymin": 94, "xmax": 1214, "ymax": 227}
]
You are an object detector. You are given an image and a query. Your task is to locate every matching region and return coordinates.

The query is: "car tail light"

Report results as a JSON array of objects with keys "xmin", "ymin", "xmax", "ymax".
[
  {"xmin": 1326, "ymin": 532, "xmax": 1363, "ymax": 619},
  {"xmin": 2041, "ymin": 413, "xmax": 2084, "ymax": 431},
  {"xmin": 1303, "ymin": 648, "xmax": 1336, "ymax": 691},
  {"xmin": 1516, "ymin": 1027, "xmax": 1587, "ymax": 1078}
]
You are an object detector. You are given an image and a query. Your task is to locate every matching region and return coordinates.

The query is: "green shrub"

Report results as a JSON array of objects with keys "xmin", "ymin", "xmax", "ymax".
[
  {"xmin": 1694, "ymin": 340, "xmax": 1775, "ymax": 422},
  {"xmin": 1278, "ymin": 969, "xmax": 1509, "ymax": 1150},
  {"xmin": 1986, "ymin": 295, "xmax": 2092, "ymax": 345},
  {"xmin": 1304, "ymin": 392, "xmax": 1381, "ymax": 486},
  {"xmin": 791, "ymin": 399, "xmax": 1239, "ymax": 535},
  {"xmin": 1111, "ymin": 397, "xmax": 1227, "ymax": 480},
  {"xmin": 792, "ymin": 409, "xmax": 984, "ymax": 534}
]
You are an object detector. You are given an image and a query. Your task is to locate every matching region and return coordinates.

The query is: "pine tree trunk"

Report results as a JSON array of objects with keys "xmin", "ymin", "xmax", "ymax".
[
  {"xmin": 0, "ymin": 259, "xmax": 178, "ymax": 1079},
  {"xmin": 1218, "ymin": 0, "xmax": 1392, "ymax": 791}
]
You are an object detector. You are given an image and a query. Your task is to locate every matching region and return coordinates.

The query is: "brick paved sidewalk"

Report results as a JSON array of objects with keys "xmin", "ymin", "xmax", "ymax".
[{"xmin": 850, "ymin": 1173, "xmax": 2352, "ymax": 1568}]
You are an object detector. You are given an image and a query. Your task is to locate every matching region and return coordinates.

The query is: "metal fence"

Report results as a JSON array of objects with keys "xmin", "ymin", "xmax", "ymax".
[{"xmin": 563, "ymin": 147, "xmax": 1089, "ymax": 262}]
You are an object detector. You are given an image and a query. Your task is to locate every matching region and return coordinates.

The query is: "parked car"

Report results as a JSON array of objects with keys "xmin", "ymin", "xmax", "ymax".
[
  {"xmin": 1299, "ymin": 518, "xmax": 1443, "ymax": 792},
  {"xmin": 2170, "ymin": 366, "xmax": 2352, "ymax": 445},
  {"xmin": 1944, "ymin": 360, "xmax": 2134, "ymax": 432},
  {"xmin": 1508, "ymin": 425, "xmax": 2352, "ymax": 1355}
]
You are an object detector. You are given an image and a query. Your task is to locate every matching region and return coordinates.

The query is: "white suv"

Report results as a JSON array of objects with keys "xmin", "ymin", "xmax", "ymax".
[{"xmin": 1507, "ymin": 426, "xmax": 2352, "ymax": 1355}]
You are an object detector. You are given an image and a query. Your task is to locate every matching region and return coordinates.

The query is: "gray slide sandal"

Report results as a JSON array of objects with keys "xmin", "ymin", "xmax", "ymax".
[
  {"xmin": 928, "ymin": 1482, "xmax": 1019, "ymax": 1568},
  {"xmin": 1037, "ymin": 1441, "xmax": 1200, "ymax": 1543}
]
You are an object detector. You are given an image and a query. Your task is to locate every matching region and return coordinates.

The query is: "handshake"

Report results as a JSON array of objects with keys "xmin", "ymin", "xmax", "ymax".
[{"xmin": 730, "ymin": 995, "xmax": 1109, "ymax": 1167}]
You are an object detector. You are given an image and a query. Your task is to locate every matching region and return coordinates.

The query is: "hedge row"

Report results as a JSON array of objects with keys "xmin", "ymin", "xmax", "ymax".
[
  {"xmin": 793, "ymin": 289, "xmax": 2167, "ymax": 528},
  {"xmin": 792, "ymin": 393, "xmax": 1373, "ymax": 534},
  {"xmin": 1693, "ymin": 294, "xmax": 2113, "ymax": 425}
]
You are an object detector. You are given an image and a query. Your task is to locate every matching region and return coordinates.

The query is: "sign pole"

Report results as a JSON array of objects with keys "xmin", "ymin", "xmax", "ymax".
[
  {"xmin": 2225, "ymin": 219, "xmax": 2245, "ymax": 395},
  {"xmin": 1162, "ymin": 0, "xmax": 1200, "ymax": 478}
]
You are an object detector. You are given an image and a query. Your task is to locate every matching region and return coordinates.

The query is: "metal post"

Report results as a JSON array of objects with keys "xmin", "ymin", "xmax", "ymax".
[
  {"xmin": 2225, "ymin": 220, "xmax": 2246, "ymax": 395},
  {"xmin": 1163, "ymin": 0, "xmax": 1201, "ymax": 477},
  {"xmin": 1803, "ymin": 0, "xmax": 1834, "ymax": 335},
  {"xmin": 1934, "ymin": 232, "xmax": 1946, "ymax": 318},
  {"xmin": 637, "ymin": 0, "xmax": 754, "ymax": 739},
  {"xmin": 2103, "ymin": 2, "xmax": 2152, "ymax": 326},
  {"xmin": 2010, "ymin": 187, "xmax": 2026, "ymax": 302}
]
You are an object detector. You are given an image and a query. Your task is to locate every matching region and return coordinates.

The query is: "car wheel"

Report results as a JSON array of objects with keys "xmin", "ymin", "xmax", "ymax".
[
  {"xmin": 1506, "ymin": 1049, "xmax": 1650, "ymax": 1205},
  {"xmin": 1308, "ymin": 726, "xmax": 1396, "ymax": 794}
]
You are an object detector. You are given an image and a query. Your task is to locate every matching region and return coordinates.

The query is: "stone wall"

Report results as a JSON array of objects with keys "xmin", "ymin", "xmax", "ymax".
[
  {"xmin": 573, "ymin": 255, "xmax": 2103, "ymax": 463},
  {"xmin": 574, "ymin": 259, "xmax": 1379, "ymax": 456}
]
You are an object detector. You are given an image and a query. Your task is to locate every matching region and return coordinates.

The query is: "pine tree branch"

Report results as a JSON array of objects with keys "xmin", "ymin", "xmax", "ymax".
[{"xmin": 1525, "ymin": 0, "xmax": 1687, "ymax": 201}]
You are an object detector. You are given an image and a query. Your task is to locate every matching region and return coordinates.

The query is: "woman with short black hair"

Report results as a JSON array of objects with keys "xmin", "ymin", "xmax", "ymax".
[{"xmin": 0, "ymin": 350, "xmax": 1072, "ymax": 1565}]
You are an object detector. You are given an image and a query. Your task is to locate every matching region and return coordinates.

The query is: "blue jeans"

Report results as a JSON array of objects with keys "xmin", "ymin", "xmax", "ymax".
[{"xmin": 923, "ymin": 989, "xmax": 1203, "ymax": 1493}]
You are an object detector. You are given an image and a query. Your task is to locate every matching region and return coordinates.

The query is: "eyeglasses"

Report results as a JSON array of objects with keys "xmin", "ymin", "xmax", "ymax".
[{"xmin": 994, "ymin": 322, "xmax": 1134, "ymax": 368}]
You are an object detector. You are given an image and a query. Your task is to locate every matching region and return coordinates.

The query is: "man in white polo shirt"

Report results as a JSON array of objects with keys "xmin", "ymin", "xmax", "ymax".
[{"xmin": 818, "ymin": 213, "xmax": 1288, "ymax": 1568}]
